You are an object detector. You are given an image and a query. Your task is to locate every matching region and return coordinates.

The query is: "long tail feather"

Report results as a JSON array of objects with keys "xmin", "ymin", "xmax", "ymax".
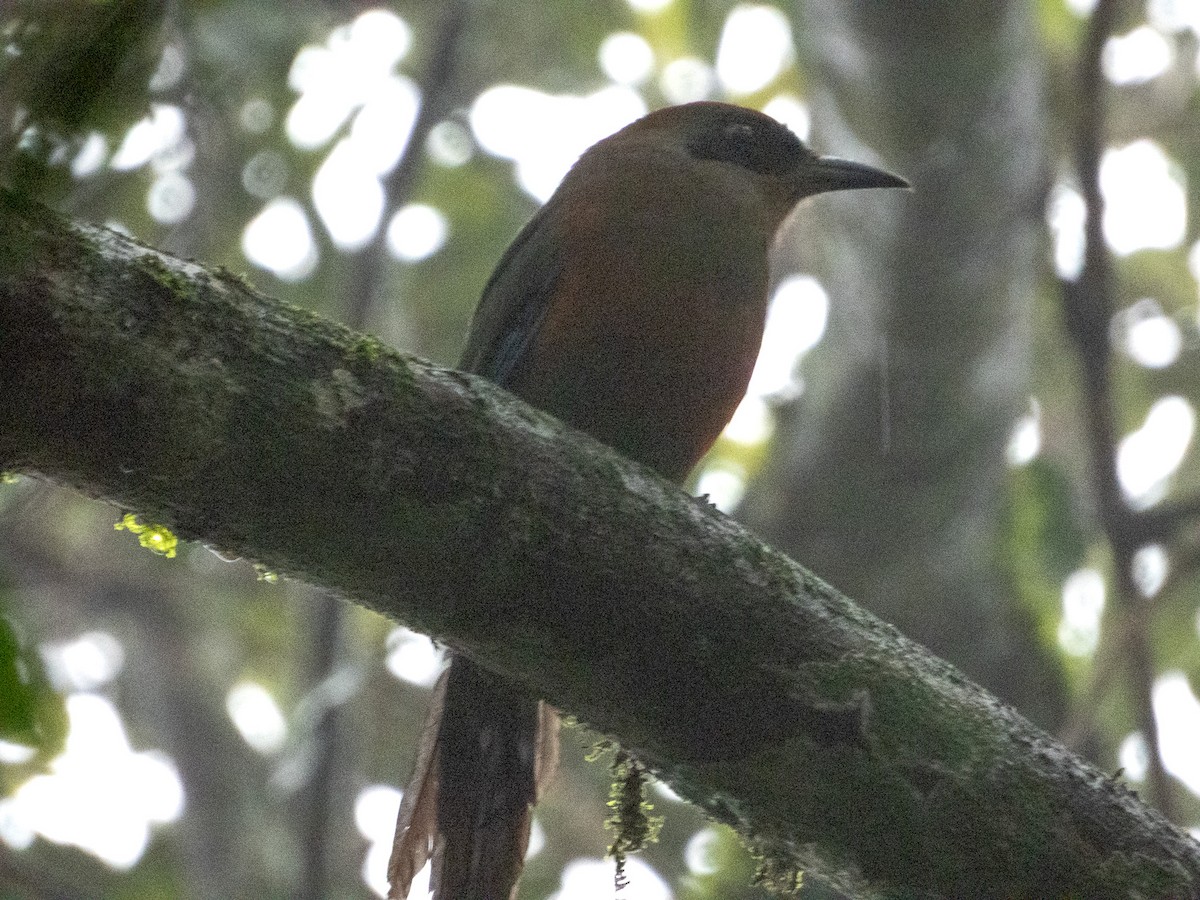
[
  {"xmin": 387, "ymin": 672, "xmax": 448, "ymax": 900},
  {"xmin": 390, "ymin": 658, "xmax": 559, "ymax": 900},
  {"xmin": 433, "ymin": 657, "xmax": 550, "ymax": 900},
  {"xmin": 535, "ymin": 701, "xmax": 560, "ymax": 800}
]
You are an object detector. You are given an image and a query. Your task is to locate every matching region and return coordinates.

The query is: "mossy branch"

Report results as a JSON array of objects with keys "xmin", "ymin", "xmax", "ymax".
[{"xmin": 1, "ymin": 193, "xmax": 1198, "ymax": 899}]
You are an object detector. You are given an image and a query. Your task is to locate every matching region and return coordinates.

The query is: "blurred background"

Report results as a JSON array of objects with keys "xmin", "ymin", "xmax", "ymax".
[{"xmin": 1, "ymin": 0, "xmax": 1200, "ymax": 896}]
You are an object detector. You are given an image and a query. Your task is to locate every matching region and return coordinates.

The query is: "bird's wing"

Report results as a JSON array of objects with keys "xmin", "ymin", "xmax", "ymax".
[{"xmin": 457, "ymin": 198, "xmax": 565, "ymax": 384}]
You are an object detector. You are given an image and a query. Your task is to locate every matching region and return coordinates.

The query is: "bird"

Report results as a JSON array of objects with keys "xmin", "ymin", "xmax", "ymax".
[{"xmin": 387, "ymin": 100, "xmax": 907, "ymax": 900}]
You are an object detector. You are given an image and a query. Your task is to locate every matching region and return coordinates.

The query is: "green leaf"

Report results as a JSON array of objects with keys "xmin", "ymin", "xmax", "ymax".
[{"xmin": 0, "ymin": 613, "xmax": 67, "ymax": 763}]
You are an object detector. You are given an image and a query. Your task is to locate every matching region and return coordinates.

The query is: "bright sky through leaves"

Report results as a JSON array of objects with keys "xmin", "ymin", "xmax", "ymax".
[{"xmin": 0, "ymin": 695, "xmax": 183, "ymax": 868}]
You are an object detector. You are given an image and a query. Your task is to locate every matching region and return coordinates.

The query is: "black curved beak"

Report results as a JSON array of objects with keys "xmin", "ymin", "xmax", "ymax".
[{"xmin": 807, "ymin": 156, "xmax": 910, "ymax": 194}]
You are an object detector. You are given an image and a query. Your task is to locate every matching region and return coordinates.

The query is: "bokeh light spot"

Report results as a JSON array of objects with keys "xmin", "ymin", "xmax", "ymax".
[
  {"xmin": 1, "ymin": 695, "xmax": 183, "ymax": 868},
  {"xmin": 1117, "ymin": 395, "xmax": 1195, "ymax": 504},
  {"xmin": 1048, "ymin": 183, "xmax": 1086, "ymax": 280},
  {"xmin": 1006, "ymin": 398, "xmax": 1042, "ymax": 466},
  {"xmin": 312, "ymin": 139, "xmax": 386, "ymax": 249},
  {"xmin": 71, "ymin": 133, "xmax": 108, "ymax": 178},
  {"xmin": 42, "ymin": 631, "xmax": 125, "ymax": 692},
  {"xmin": 384, "ymin": 628, "xmax": 445, "ymax": 686},
  {"xmin": 716, "ymin": 5, "xmax": 794, "ymax": 95},
  {"xmin": 427, "ymin": 120, "xmax": 474, "ymax": 167},
  {"xmin": 747, "ymin": 275, "xmax": 828, "ymax": 400},
  {"xmin": 226, "ymin": 681, "xmax": 287, "ymax": 754},
  {"xmin": 1101, "ymin": 140, "xmax": 1186, "ymax": 255},
  {"xmin": 285, "ymin": 10, "xmax": 413, "ymax": 152},
  {"xmin": 349, "ymin": 75, "xmax": 420, "ymax": 175},
  {"xmin": 240, "ymin": 98, "xmax": 275, "ymax": 134},
  {"xmin": 723, "ymin": 396, "xmax": 774, "ymax": 445},
  {"xmin": 1103, "ymin": 26, "xmax": 1173, "ymax": 84},
  {"xmin": 1148, "ymin": 0, "xmax": 1200, "ymax": 36},
  {"xmin": 659, "ymin": 57, "xmax": 715, "ymax": 104},
  {"xmin": 149, "ymin": 44, "xmax": 186, "ymax": 92},
  {"xmin": 685, "ymin": 827, "xmax": 721, "ymax": 875},
  {"xmin": 111, "ymin": 104, "xmax": 186, "ymax": 171},
  {"xmin": 0, "ymin": 741, "xmax": 36, "ymax": 765},
  {"xmin": 1153, "ymin": 673, "xmax": 1200, "ymax": 796},
  {"xmin": 1131, "ymin": 544, "xmax": 1169, "ymax": 597},
  {"xmin": 346, "ymin": 8, "xmax": 412, "ymax": 68},
  {"xmin": 1058, "ymin": 568, "xmax": 1105, "ymax": 657},
  {"xmin": 762, "ymin": 94, "xmax": 811, "ymax": 141},
  {"xmin": 1118, "ymin": 731, "xmax": 1149, "ymax": 782},
  {"xmin": 355, "ymin": 784, "xmax": 409, "ymax": 898},
  {"xmin": 695, "ymin": 465, "xmax": 747, "ymax": 513},
  {"xmin": 1117, "ymin": 298, "xmax": 1181, "ymax": 369},
  {"xmin": 387, "ymin": 204, "xmax": 449, "ymax": 262},
  {"xmin": 599, "ymin": 32, "xmax": 655, "ymax": 85},
  {"xmin": 242, "ymin": 197, "xmax": 318, "ymax": 281},
  {"xmin": 147, "ymin": 171, "xmax": 196, "ymax": 224},
  {"xmin": 470, "ymin": 85, "xmax": 646, "ymax": 202},
  {"xmin": 548, "ymin": 857, "xmax": 669, "ymax": 900},
  {"xmin": 1190, "ymin": 239, "xmax": 1200, "ymax": 298},
  {"xmin": 242, "ymin": 149, "xmax": 290, "ymax": 200}
]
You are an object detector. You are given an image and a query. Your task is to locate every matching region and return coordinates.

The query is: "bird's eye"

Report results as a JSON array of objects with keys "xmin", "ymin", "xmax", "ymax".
[
  {"xmin": 688, "ymin": 117, "xmax": 804, "ymax": 176},
  {"xmin": 724, "ymin": 123, "xmax": 755, "ymax": 143}
]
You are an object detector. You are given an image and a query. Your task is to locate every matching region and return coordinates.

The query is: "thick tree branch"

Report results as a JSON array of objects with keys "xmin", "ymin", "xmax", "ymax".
[
  {"xmin": 1, "ymin": 194, "xmax": 1198, "ymax": 899},
  {"xmin": 1132, "ymin": 496, "xmax": 1200, "ymax": 542}
]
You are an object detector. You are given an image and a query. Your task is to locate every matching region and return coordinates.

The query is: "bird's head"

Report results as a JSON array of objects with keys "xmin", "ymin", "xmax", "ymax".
[{"xmin": 606, "ymin": 101, "xmax": 908, "ymax": 227}]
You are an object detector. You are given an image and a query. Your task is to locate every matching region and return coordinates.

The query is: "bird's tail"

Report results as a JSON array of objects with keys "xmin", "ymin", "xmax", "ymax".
[{"xmin": 388, "ymin": 656, "xmax": 558, "ymax": 900}]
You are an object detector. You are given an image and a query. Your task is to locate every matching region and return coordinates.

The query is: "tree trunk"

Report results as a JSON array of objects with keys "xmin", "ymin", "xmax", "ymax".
[{"xmin": 741, "ymin": 0, "xmax": 1065, "ymax": 728}]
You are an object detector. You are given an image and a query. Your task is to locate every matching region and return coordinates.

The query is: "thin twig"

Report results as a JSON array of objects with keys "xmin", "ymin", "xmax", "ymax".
[
  {"xmin": 344, "ymin": 0, "xmax": 472, "ymax": 331},
  {"xmin": 298, "ymin": 4, "xmax": 474, "ymax": 897},
  {"xmin": 1059, "ymin": 0, "xmax": 1175, "ymax": 819},
  {"xmin": 1131, "ymin": 495, "xmax": 1200, "ymax": 541}
]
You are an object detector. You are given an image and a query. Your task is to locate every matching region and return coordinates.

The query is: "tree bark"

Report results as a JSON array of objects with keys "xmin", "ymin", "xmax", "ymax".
[{"xmin": 1, "ymin": 194, "xmax": 1197, "ymax": 899}]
